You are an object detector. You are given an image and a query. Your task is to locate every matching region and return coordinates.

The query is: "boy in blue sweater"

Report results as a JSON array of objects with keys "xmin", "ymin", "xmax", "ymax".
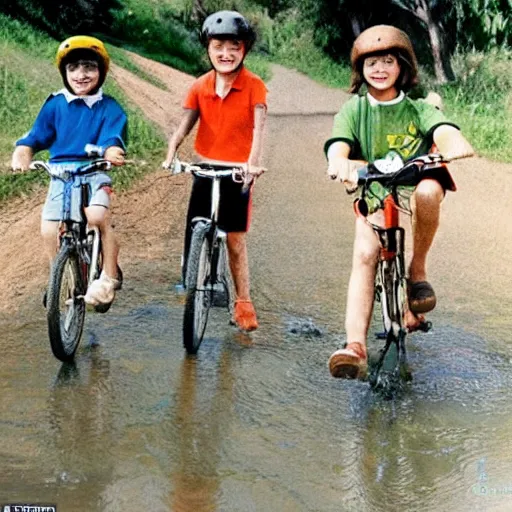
[{"xmin": 11, "ymin": 36, "xmax": 127, "ymax": 306}]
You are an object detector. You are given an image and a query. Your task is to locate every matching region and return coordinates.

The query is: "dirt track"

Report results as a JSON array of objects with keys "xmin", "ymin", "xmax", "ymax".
[
  {"xmin": 0, "ymin": 56, "xmax": 348, "ymax": 320},
  {"xmin": 0, "ymin": 53, "xmax": 510, "ymax": 328}
]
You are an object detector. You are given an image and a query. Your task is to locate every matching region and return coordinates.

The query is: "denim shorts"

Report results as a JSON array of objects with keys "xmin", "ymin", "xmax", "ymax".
[{"xmin": 42, "ymin": 162, "xmax": 112, "ymax": 222}]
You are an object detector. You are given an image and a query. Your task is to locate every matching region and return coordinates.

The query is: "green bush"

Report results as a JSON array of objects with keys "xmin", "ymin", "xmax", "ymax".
[
  {"xmin": 0, "ymin": 0, "xmax": 121, "ymax": 38},
  {"xmin": 110, "ymin": 3, "xmax": 207, "ymax": 76},
  {"xmin": 439, "ymin": 49, "xmax": 512, "ymax": 161}
]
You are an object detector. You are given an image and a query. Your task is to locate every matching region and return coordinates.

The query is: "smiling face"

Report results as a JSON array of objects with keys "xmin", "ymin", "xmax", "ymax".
[
  {"xmin": 207, "ymin": 38, "xmax": 245, "ymax": 75},
  {"xmin": 65, "ymin": 59, "xmax": 100, "ymax": 96},
  {"xmin": 363, "ymin": 53, "xmax": 401, "ymax": 101}
]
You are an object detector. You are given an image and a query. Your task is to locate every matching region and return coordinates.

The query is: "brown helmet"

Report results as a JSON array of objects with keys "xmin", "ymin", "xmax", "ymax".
[{"xmin": 350, "ymin": 25, "xmax": 419, "ymax": 93}]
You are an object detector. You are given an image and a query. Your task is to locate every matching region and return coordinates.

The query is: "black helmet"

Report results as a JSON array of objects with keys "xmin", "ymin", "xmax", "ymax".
[{"xmin": 201, "ymin": 11, "xmax": 256, "ymax": 51}]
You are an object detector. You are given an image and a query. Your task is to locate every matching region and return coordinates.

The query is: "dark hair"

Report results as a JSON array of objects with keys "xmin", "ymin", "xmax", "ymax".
[
  {"xmin": 60, "ymin": 48, "xmax": 105, "ymax": 94},
  {"xmin": 349, "ymin": 49, "xmax": 418, "ymax": 94}
]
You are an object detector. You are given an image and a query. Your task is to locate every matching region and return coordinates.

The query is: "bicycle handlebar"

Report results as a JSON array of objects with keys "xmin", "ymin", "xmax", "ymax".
[
  {"xmin": 29, "ymin": 159, "xmax": 112, "ymax": 177},
  {"xmin": 357, "ymin": 154, "xmax": 446, "ymax": 187},
  {"xmin": 170, "ymin": 159, "xmax": 246, "ymax": 183}
]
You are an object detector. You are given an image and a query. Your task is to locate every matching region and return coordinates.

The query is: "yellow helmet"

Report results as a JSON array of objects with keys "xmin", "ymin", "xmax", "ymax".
[{"xmin": 56, "ymin": 35, "xmax": 110, "ymax": 73}]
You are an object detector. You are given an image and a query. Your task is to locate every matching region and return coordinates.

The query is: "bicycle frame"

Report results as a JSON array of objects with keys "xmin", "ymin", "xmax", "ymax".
[
  {"xmin": 373, "ymin": 196, "xmax": 407, "ymax": 336},
  {"xmin": 174, "ymin": 160, "xmax": 244, "ymax": 284}
]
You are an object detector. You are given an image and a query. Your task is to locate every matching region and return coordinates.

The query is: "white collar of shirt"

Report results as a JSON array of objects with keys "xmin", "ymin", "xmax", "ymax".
[
  {"xmin": 367, "ymin": 90, "xmax": 405, "ymax": 106},
  {"xmin": 55, "ymin": 88, "xmax": 104, "ymax": 108}
]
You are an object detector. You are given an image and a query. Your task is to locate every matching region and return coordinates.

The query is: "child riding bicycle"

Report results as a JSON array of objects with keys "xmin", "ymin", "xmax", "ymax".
[
  {"xmin": 163, "ymin": 10, "xmax": 267, "ymax": 332},
  {"xmin": 11, "ymin": 36, "xmax": 126, "ymax": 307},
  {"xmin": 325, "ymin": 25, "xmax": 474, "ymax": 379}
]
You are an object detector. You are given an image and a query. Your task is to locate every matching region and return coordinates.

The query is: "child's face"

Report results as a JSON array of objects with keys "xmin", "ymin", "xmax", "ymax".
[
  {"xmin": 363, "ymin": 54, "xmax": 401, "ymax": 99},
  {"xmin": 208, "ymin": 38, "xmax": 245, "ymax": 74},
  {"xmin": 65, "ymin": 60, "xmax": 100, "ymax": 96}
]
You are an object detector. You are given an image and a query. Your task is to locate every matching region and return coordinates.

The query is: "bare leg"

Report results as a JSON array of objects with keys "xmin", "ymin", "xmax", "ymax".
[
  {"xmin": 83, "ymin": 205, "xmax": 119, "ymax": 306},
  {"xmin": 227, "ymin": 231, "xmax": 258, "ymax": 331},
  {"xmin": 344, "ymin": 215, "xmax": 381, "ymax": 346},
  {"xmin": 40, "ymin": 220, "xmax": 59, "ymax": 268},
  {"xmin": 227, "ymin": 231, "xmax": 250, "ymax": 300},
  {"xmin": 85, "ymin": 206, "xmax": 119, "ymax": 278},
  {"xmin": 329, "ymin": 214, "xmax": 381, "ymax": 378},
  {"xmin": 409, "ymin": 179, "xmax": 444, "ymax": 282}
]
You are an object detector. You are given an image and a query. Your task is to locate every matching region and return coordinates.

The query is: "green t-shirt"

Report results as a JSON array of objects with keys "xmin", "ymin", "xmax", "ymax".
[{"xmin": 325, "ymin": 92, "xmax": 459, "ymax": 163}]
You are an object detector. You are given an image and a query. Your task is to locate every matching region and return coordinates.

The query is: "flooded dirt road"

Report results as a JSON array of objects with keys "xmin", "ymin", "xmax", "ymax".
[{"xmin": 2, "ymin": 65, "xmax": 512, "ymax": 511}]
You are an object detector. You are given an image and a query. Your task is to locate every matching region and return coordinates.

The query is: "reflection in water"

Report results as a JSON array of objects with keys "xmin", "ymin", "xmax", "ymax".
[
  {"xmin": 48, "ymin": 347, "xmax": 114, "ymax": 507},
  {"xmin": 171, "ymin": 344, "xmax": 235, "ymax": 511}
]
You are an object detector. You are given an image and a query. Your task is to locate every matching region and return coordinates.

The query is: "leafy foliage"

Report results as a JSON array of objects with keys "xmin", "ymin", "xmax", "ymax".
[{"xmin": 0, "ymin": 0, "xmax": 122, "ymax": 37}]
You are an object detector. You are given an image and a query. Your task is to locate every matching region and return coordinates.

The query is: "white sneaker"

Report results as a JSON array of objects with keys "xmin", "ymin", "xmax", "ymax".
[{"xmin": 84, "ymin": 271, "xmax": 118, "ymax": 306}]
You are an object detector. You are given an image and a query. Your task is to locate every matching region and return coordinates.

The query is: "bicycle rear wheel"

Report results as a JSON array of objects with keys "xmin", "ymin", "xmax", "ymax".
[
  {"xmin": 183, "ymin": 221, "xmax": 213, "ymax": 354},
  {"xmin": 47, "ymin": 241, "xmax": 86, "ymax": 362}
]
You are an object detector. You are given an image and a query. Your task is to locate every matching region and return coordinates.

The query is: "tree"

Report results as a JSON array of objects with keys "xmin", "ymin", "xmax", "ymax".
[
  {"xmin": 0, "ymin": 0, "xmax": 122, "ymax": 37},
  {"xmin": 455, "ymin": 0, "xmax": 512, "ymax": 49},
  {"xmin": 392, "ymin": 0, "xmax": 455, "ymax": 82}
]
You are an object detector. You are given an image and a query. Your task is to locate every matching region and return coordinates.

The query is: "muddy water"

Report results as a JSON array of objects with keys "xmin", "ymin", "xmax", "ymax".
[{"xmin": 3, "ymin": 114, "xmax": 512, "ymax": 511}]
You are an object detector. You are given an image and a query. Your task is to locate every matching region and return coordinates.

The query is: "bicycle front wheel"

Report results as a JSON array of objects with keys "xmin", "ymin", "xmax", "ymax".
[
  {"xmin": 371, "ymin": 256, "xmax": 409, "ymax": 389},
  {"xmin": 183, "ymin": 222, "xmax": 213, "ymax": 354},
  {"xmin": 47, "ymin": 241, "xmax": 86, "ymax": 362}
]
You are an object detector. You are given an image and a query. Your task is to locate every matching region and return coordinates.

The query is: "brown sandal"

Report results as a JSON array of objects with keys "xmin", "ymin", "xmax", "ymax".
[
  {"xmin": 408, "ymin": 280, "xmax": 436, "ymax": 314},
  {"xmin": 328, "ymin": 342, "xmax": 368, "ymax": 379}
]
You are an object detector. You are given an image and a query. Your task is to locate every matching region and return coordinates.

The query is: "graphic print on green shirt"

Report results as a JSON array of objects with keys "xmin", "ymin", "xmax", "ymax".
[{"xmin": 387, "ymin": 120, "xmax": 422, "ymax": 160}]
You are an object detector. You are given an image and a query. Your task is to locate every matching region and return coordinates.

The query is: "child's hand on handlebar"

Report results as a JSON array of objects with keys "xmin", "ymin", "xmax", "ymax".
[
  {"xmin": 11, "ymin": 146, "xmax": 33, "ymax": 172},
  {"xmin": 327, "ymin": 157, "xmax": 360, "ymax": 192},
  {"xmin": 247, "ymin": 164, "xmax": 266, "ymax": 177},
  {"xmin": 104, "ymin": 146, "xmax": 125, "ymax": 166}
]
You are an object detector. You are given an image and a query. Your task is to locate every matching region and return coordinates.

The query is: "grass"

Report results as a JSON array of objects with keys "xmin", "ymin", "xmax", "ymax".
[
  {"xmin": 438, "ymin": 49, "xmax": 512, "ymax": 162},
  {"xmin": 109, "ymin": 2, "xmax": 206, "ymax": 76},
  {"xmin": 244, "ymin": 53, "xmax": 272, "ymax": 81}
]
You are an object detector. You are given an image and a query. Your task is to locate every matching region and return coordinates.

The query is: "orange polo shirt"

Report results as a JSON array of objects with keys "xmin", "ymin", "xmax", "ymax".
[{"xmin": 183, "ymin": 66, "xmax": 267, "ymax": 162}]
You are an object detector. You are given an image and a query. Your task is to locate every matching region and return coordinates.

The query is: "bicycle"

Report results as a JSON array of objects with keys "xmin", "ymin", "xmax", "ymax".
[
  {"xmin": 30, "ymin": 159, "xmax": 120, "ymax": 362},
  {"xmin": 171, "ymin": 158, "xmax": 246, "ymax": 354},
  {"xmin": 353, "ymin": 154, "xmax": 456, "ymax": 392}
]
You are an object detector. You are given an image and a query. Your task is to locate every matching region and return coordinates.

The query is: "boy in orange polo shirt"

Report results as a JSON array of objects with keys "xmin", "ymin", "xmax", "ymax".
[{"xmin": 163, "ymin": 10, "xmax": 267, "ymax": 331}]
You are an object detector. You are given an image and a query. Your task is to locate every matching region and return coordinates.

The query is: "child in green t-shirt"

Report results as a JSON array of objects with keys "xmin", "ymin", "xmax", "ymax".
[{"xmin": 325, "ymin": 25, "xmax": 474, "ymax": 379}]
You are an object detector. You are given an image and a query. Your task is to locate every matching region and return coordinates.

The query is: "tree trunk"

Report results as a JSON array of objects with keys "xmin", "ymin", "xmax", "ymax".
[
  {"xmin": 350, "ymin": 15, "xmax": 363, "ymax": 38},
  {"xmin": 425, "ymin": 10, "xmax": 454, "ymax": 83},
  {"xmin": 192, "ymin": 0, "xmax": 207, "ymax": 22}
]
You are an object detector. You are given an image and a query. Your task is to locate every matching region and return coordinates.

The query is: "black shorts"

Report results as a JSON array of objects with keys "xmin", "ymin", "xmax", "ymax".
[{"xmin": 186, "ymin": 175, "xmax": 252, "ymax": 233}]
